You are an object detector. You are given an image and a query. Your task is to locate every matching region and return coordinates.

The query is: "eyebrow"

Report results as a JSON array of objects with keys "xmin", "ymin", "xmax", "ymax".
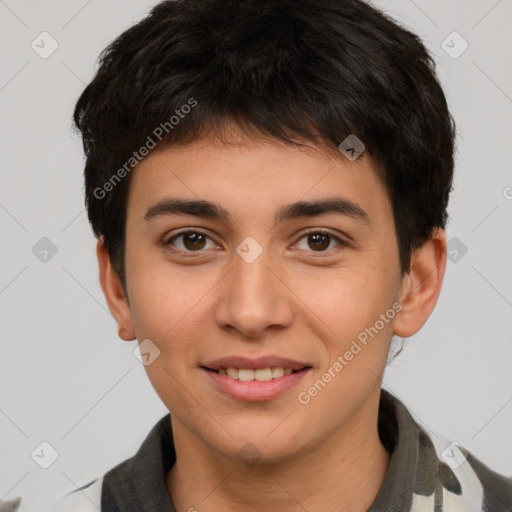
[{"xmin": 144, "ymin": 196, "xmax": 372, "ymax": 227}]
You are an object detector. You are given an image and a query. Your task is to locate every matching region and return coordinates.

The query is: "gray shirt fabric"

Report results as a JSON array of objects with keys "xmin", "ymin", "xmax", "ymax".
[
  {"xmin": 99, "ymin": 389, "xmax": 512, "ymax": 511},
  {"xmin": 8, "ymin": 389, "xmax": 511, "ymax": 511}
]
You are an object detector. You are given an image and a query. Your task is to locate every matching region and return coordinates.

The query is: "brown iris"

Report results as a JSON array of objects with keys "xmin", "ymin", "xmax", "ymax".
[
  {"xmin": 307, "ymin": 233, "xmax": 330, "ymax": 251},
  {"xmin": 182, "ymin": 232, "xmax": 207, "ymax": 251}
]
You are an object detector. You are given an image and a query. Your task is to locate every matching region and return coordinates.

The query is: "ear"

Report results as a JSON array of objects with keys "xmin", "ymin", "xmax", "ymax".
[
  {"xmin": 96, "ymin": 236, "xmax": 136, "ymax": 341},
  {"xmin": 393, "ymin": 228, "xmax": 447, "ymax": 338}
]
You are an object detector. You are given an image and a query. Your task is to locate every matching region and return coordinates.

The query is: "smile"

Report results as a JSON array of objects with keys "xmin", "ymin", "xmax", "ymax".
[
  {"xmin": 202, "ymin": 366, "xmax": 312, "ymax": 402},
  {"xmin": 205, "ymin": 366, "xmax": 306, "ymax": 381}
]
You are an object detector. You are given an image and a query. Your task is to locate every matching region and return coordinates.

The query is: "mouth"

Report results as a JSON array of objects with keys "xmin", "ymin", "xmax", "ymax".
[
  {"xmin": 200, "ymin": 355, "xmax": 313, "ymax": 401},
  {"xmin": 200, "ymin": 358, "xmax": 313, "ymax": 401},
  {"xmin": 202, "ymin": 366, "xmax": 311, "ymax": 381}
]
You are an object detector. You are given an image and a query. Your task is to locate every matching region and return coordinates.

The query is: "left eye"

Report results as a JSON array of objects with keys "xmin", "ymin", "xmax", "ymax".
[
  {"xmin": 164, "ymin": 229, "xmax": 348, "ymax": 254},
  {"xmin": 294, "ymin": 230, "xmax": 347, "ymax": 253}
]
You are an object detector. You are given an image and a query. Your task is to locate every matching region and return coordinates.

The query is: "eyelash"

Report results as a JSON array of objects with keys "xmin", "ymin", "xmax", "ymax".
[{"xmin": 163, "ymin": 228, "xmax": 350, "ymax": 256}]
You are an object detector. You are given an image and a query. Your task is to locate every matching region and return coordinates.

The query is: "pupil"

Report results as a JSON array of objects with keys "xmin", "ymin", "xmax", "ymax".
[
  {"xmin": 309, "ymin": 233, "xmax": 329, "ymax": 251},
  {"xmin": 184, "ymin": 232, "xmax": 205, "ymax": 250}
]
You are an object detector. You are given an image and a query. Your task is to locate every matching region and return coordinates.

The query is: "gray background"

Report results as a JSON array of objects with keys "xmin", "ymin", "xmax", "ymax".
[{"xmin": 1, "ymin": 0, "xmax": 511, "ymax": 508}]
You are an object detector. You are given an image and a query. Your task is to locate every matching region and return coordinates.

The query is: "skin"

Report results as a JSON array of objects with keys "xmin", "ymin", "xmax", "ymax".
[{"xmin": 97, "ymin": 124, "xmax": 447, "ymax": 512}]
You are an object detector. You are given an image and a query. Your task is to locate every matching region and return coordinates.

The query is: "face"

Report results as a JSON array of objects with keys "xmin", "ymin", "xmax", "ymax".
[{"xmin": 101, "ymin": 127, "xmax": 431, "ymax": 464}]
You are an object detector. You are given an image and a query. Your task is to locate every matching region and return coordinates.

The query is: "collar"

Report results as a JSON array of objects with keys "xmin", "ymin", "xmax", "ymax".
[{"xmin": 100, "ymin": 388, "xmax": 508, "ymax": 511}]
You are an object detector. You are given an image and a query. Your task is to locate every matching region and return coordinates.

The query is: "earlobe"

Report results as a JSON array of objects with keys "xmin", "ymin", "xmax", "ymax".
[
  {"xmin": 96, "ymin": 237, "xmax": 136, "ymax": 341},
  {"xmin": 392, "ymin": 228, "xmax": 447, "ymax": 338}
]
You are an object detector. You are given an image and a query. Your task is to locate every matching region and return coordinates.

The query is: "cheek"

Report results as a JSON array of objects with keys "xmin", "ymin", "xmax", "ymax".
[
  {"xmin": 310, "ymin": 269, "xmax": 398, "ymax": 396},
  {"xmin": 126, "ymin": 267, "xmax": 210, "ymax": 414},
  {"xmin": 296, "ymin": 273, "xmax": 396, "ymax": 427},
  {"xmin": 125, "ymin": 260, "xmax": 203, "ymax": 358},
  {"xmin": 312, "ymin": 260, "xmax": 395, "ymax": 338}
]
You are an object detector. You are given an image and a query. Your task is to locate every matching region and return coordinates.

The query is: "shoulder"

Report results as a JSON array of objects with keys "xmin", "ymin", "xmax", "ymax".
[
  {"xmin": 422, "ymin": 429, "xmax": 512, "ymax": 511},
  {"xmin": 381, "ymin": 390, "xmax": 512, "ymax": 511},
  {"xmin": 464, "ymin": 450, "xmax": 512, "ymax": 511}
]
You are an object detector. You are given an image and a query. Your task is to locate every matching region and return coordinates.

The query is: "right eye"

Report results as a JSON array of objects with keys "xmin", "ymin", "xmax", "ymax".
[{"xmin": 163, "ymin": 230, "xmax": 220, "ymax": 254}]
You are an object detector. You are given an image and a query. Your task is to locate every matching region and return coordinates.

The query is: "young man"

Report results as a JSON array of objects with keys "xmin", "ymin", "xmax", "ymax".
[{"xmin": 30, "ymin": 0, "xmax": 512, "ymax": 510}]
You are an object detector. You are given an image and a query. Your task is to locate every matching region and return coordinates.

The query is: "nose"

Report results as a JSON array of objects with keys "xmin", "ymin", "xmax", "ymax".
[{"xmin": 213, "ymin": 245, "xmax": 294, "ymax": 339}]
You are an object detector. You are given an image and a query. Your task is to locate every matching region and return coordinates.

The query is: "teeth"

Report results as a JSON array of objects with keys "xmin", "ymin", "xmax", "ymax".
[
  {"xmin": 226, "ymin": 367, "xmax": 239, "ymax": 379},
  {"xmin": 255, "ymin": 368, "xmax": 272, "ymax": 381},
  {"xmin": 271, "ymin": 367, "xmax": 284, "ymax": 378},
  {"xmin": 219, "ymin": 367, "xmax": 299, "ymax": 381},
  {"xmin": 239, "ymin": 368, "xmax": 255, "ymax": 381}
]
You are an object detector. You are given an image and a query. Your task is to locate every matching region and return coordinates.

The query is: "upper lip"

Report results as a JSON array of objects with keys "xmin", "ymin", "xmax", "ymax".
[{"xmin": 202, "ymin": 356, "xmax": 311, "ymax": 371}]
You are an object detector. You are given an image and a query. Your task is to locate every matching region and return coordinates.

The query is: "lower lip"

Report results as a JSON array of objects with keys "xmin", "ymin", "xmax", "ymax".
[{"xmin": 202, "ymin": 368, "xmax": 311, "ymax": 402}]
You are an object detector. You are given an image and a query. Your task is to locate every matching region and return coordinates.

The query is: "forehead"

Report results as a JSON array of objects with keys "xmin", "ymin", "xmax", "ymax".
[{"xmin": 126, "ymin": 131, "xmax": 392, "ymax": 230}]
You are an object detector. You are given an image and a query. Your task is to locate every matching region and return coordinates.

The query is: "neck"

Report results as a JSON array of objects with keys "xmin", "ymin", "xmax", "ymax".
[{"xmin": 167, "ymin": 389, "xmax": 390, "ymax": 512}]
